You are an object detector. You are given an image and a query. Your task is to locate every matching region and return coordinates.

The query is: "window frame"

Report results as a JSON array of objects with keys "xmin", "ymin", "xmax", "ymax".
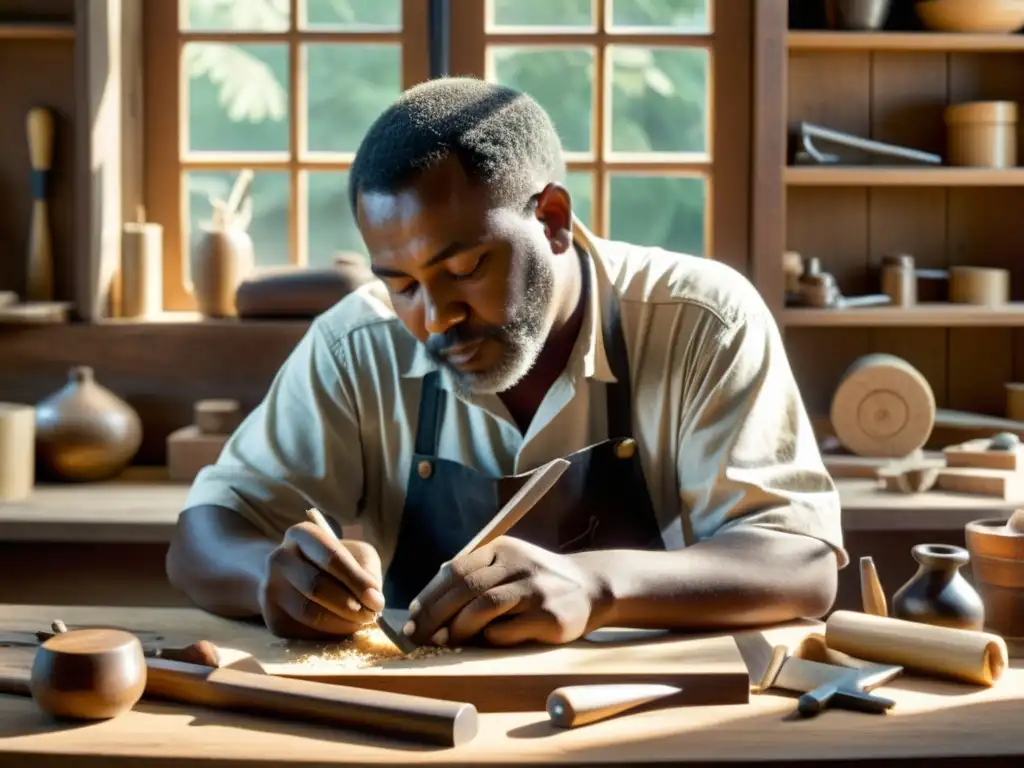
[
  {"xmin": 448, "ymin": 0, "xmax": 752, "ymax": 275},
  {"xmin": 143, "ymin": 0, "xmax": 431, "ymax": 311}
]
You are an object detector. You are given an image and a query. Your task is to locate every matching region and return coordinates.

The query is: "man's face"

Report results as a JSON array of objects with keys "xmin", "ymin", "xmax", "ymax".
[{"xmin": 356, "ymin": 158, "xmax": 568, "ymax": 397}]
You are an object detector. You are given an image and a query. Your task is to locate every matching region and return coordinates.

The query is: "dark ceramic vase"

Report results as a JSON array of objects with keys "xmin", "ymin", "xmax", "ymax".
[{"xmin": 891, "ymin": 544, "xmax": 985, "ymax": 631}]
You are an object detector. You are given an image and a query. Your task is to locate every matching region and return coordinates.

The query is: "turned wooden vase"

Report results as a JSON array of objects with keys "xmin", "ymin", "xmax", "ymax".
[
  {"xmin": 34, "ymin": 366, "xmax": 143, "ymax": 482},
  {"xmin": 890, "ymin": 543, "xmax": 985, "ymax": 631},
  {"xmin": 966, "ymin": 519, "xmax": 1024, "ymax": 640}
]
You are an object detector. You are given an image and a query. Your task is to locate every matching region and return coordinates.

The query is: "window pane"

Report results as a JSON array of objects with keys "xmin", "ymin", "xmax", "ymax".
[
  {"xmin": 489, "ymin": 0, "xmax": 592, "ymax": 28},
  {"xmin": 185, "ymin": 43, "xmax": 289, "ymax": 153},
  {"xmin": 185, "ymin": 170, "xmax": 291, "ymax": 268},
  {"xmin": 609, "ymin": 46, "xmax": 708, "ymax": 155},
  {"xmin": 305, "ymin": 44, "xmax": 402, "ymax": 154},
  {"xmin": 184, "ymin": 0, "xmax": 289, "ymax": 31},
  {"xmin": 307, "ymin": 172, "xmax": 367, "ymax": 268},
  {"xmin": 608, "ymin": 175, "xmax": 705, "ymax": 255},
  {"xmin": 609, "ymin": 0, "xmax": 709, "ymax": 31},
  {"xmin": 489, "ymin": 47, "xmax": 594, "ymax": 154},
  {"xmin": 565, "ymin": 172, "xmax": 593, "ymax": 230},
  {"xmin": 302, "ymin": 0, "xmax": 401, "ymax": 30}
]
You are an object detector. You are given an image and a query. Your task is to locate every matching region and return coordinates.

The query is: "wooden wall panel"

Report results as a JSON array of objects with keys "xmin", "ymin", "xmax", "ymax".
[{"xmin": 784, "ymin": 48, "xmax": 1024, "ymax": 422}]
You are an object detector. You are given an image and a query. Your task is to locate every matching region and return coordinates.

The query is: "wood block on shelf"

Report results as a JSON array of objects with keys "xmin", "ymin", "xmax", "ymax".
[
  {"xmin": 944, "ymin": 439, "xmax": 1024, "ymax": 471},
  {"xmin": 166, "ymin": 426, "xmax": 227, "ymax": 483},
  {"xmin": 935, "ymin": 467, "xmax": 1024, "ymax": 499}
]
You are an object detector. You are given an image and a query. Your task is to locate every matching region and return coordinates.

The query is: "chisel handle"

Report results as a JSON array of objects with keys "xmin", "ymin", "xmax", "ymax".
[{"xmin": 546, "ymin": 683, "xmax": 681, "ymax": 728}]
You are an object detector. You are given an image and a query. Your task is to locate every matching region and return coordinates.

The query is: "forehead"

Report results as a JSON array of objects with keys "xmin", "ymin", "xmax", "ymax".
[{"xmin": 355, "ymin": 158, "xmax": 502, "ymax": 265}]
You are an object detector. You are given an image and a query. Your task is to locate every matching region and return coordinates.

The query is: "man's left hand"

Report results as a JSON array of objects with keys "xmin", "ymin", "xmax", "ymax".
[{"xmin": 405, "ymin": 537, "xmax": 606, "ymax": 647}]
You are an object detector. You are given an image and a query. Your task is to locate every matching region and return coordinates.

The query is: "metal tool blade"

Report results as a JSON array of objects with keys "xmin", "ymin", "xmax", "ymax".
[{"xmin": 773, "ymin": 656, "xmax": 902, "ymax": 694}]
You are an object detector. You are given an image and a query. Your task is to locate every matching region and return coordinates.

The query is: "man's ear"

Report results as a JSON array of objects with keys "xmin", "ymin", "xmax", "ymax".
[{"xmin": 535, "ymin": 183, "xmax": 573, "ymax": 254}]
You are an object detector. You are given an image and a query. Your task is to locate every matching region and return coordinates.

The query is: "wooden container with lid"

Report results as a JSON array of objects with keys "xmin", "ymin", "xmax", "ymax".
[{"xmin": 944, "ymin": 101, "xmax": 1018, "ymax": 168}]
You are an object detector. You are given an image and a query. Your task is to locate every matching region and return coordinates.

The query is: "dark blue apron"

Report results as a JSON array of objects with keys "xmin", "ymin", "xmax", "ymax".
[{"xmin": 382, "ymin": 260, "xmax": 665, "ymax": 610}]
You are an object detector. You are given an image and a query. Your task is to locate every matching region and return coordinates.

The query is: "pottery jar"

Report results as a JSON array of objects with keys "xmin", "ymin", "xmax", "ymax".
[
  {"xmin": 188, "ymin": 226, "xmax": 255, "ymax": 318},
  {"xmin": 890, "ymin": 543, "xmax": 985, "ymax": 631},
  {"xmin": 965, "ymin": 518, "xmax": 1024, "ymax": 640},
  {"xmin": 34, "ymin": 366, "xmax": 143, "ymax": 482}
]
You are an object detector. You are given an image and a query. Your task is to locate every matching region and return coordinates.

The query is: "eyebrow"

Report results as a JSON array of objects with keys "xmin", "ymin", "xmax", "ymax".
[{"xmin": 370, "ymin": 240, "xmax": 480, "ymax": 279}]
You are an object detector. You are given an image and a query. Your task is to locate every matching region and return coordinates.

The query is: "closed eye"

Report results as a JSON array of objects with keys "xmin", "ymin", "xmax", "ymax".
[{"xmin": 453, "ymin": 253, "xmax": 488, "ymax": 280}]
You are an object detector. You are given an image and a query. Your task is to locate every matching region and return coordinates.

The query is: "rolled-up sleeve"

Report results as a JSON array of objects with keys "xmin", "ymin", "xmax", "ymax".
[
  {"xmin": 676, "ymin": 304, "xmax": 848, "ymax": 569},
  {"xmin": 185, "ymin": 318, "xmax": 363, "ymax": 541}
]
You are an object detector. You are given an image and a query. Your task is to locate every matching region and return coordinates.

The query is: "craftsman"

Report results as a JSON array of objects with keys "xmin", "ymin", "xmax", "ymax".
[{"xmin": 167, "ymin": 77, "xmax": 846, "ymax": 648}]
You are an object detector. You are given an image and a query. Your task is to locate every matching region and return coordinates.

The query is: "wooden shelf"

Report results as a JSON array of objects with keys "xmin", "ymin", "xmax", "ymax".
[
  {"xmin": 783, "ymin": 304, "xmax": 1024, "ymax": 327},
  {"xmin": 785, "ymin": 166, "xmax": 1024, "ymax": 186},
  {"xmin": 788, "ymin": 31, "xmax": 1024, "ymax": 53},
  {"xmin": 0, "ymin": 22, "xmax": 74, "ymax": 40}
]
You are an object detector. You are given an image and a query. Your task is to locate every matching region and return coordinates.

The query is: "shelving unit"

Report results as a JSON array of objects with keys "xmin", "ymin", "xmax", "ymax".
[
  {"xmin": 774, "ymin": 9, "xmax": 1024, "ymax": 426},
  {"xmin": 0, "ymin": 22, "xmax": 74, "ymax": 40}
]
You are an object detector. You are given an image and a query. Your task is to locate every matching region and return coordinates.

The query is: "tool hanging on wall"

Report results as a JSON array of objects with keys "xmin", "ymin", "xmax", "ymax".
[{"xmin": 25, "ymin": 106, "xmax": 55, "ymax": 302}]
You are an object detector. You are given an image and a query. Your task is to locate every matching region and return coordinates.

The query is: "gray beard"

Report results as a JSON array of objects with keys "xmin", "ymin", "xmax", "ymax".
[{"xmin": 447, "ymin": 251, "xmax": 554, "ymax": 398}]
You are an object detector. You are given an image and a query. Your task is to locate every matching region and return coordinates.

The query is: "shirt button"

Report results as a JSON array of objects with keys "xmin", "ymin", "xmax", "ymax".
[
  {"xmin": 615, "ymin": 438, "xmax": 637, "ymax": 460},
  {"xmin": 417, "ymin": 460, "xmax": 433, "ymax": 479}
]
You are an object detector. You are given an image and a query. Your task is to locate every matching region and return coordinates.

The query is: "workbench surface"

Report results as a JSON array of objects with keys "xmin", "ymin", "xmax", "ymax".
[{"xmin": 1, "ymin": 604, "xmax": 1023, "ymax": 766}]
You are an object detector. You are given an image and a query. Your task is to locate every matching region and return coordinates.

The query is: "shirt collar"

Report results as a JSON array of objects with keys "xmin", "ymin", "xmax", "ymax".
[{"xmin": 400, "ymin": 216, "xmax": 617, "ymax": 385}]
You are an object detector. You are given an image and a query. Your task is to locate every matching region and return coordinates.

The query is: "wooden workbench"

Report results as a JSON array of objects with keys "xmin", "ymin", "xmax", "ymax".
[{"xmin": 0, "ymin": 604, "xmax": 1022, "ymax": 766}]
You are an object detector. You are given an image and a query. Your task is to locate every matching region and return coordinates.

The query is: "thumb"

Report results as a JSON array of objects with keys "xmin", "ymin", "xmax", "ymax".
[{"xmin": 343, "ymin": 540, "xmax": 383, "ymax": 587}]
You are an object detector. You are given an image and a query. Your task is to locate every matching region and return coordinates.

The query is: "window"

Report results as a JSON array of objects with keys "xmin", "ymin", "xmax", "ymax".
[
  {"xmin": 145, "ymin": 0, "xmax": 750, "ymax": 311},
  {"xmin": 449, "ymin": 0, "xmax": 751, "ymax": 271},
  {"xmin": 143, "ymin": 0, "xmax": 430, "ymax": 310}
]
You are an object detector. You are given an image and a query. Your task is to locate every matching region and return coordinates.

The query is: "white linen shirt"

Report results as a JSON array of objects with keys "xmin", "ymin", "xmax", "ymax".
[{"xmin": 186, "ymin": 221, "xmax": 847, "ymax": 571}]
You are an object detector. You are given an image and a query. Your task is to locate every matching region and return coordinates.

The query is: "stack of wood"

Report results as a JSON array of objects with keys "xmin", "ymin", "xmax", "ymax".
[
  {"xmin": 167, "ymin": 399, "xmax": 244, "ymax": 483},
  {"xmin": 937, "ymin": 435, "xmax": 1024, "ymax": 499}
]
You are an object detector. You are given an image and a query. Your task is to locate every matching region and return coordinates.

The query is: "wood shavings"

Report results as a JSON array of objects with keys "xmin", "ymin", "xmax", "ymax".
[{"xmin": 285, "ymin": 626, "xmax": 463, "ymax": 669}]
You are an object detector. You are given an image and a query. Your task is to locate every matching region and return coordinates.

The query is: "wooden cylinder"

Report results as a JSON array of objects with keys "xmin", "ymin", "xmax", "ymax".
[
  {"xmin": 194, "ymin": 399, "xmax": 242, "ymax": 435},
  {"xmin": 965, "ymin": 518, "xmax": 1024, "ymax": 640},
  {"xmin": 830, "ymin": 354, "xmax": 936, "ymax": 458},
  {"xmin": 0, "ymin": 403, "xmax": 35, "ymax": 501},
  {"xmin": 824, "ymin": 610, "xmax": 1008, "ymax": 686},
  {"xmin": 945, "ymin": 101, "xmax": 1017, "ymax": 168},
  {"xmin": 949, "ymin": 266, "xmax": 1010, "ymax": 305},
  {"xmin": 880, "ymin": 254, "xmax": 916, "ymax": 307},
  {"xmin": 121, "ymin": 222, "xmax": 163, "ymax": 318},
  {"xmin": 1005, "ymin": 383, "xmax": 1024, "ymax": 422}
]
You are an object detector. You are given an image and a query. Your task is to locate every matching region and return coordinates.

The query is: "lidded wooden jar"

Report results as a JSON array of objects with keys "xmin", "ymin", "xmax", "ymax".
[{"xmin": 944, "ymin": 101, "xmax": 1018, "ymax": 168}]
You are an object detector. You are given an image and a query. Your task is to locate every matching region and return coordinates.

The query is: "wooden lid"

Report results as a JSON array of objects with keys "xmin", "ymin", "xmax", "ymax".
[{"xmin": 945, "ymin": 101, "xmax": 1018, "ymax": 125}]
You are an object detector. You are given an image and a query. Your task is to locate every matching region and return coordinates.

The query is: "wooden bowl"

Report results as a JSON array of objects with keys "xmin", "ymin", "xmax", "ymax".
[
  {"xmin": 965, "ymin": 518, "xmax": 1024, "ymax": 640},
  {"xmin": 29, "ymin": 628, "xmax": 147, "ymax": 720},
  {"xmin": 916, "ymin": 0, "xmax": 1024, "ymax": 33}
]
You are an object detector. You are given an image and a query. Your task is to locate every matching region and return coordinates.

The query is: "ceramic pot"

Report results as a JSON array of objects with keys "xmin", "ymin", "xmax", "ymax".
[
  {"xmin": 966, "ymin": 518, "xmax": 1024, "ymax": 640},
  {"xmin": 188, "ymin": 226, "xmax": 255, "ymax": 318},
  {"xmin": 35, "ymin": 366, "xmax": 143, "ymax": 482},
  {"xmin": 891, "ymin": 543, "xmax": 985, "ymax": 631},
  {"xmin": 824, "ymin": 0, "xmax": 892, "ymax": 30}
]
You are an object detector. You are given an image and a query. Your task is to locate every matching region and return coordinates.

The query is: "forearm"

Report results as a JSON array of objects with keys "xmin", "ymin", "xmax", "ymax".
[
  {"xmin": 166, "ymin": 505, "xmax": 277, "ymax": 619},
  {"xmin": 574, "ymin": 527, "xmax": 838, "ymax": 632}
]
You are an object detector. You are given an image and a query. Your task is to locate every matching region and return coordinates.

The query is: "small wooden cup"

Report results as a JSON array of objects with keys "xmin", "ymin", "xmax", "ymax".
[
  {"xmin": 29, "ymin": 629, "xmax": 147, "ymax": 720},
  {"xmin": 965, "ymin": 518, "xmax": 1024, "ymax": 641}
]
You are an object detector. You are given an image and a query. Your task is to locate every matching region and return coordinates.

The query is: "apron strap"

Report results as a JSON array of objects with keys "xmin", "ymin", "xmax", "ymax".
[
  {"xmin": 597, "ymin": 269, "xmax": 634, "ymax": 440},
  {"xmin": 414, "ymin": 371, "xmax": 444, "ymax": 457}
]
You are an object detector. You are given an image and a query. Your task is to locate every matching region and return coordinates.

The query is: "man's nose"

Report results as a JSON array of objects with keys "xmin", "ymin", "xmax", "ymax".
[{"xmin": 422, "ymin": 287, "xmax": 466, "ymax": 336}]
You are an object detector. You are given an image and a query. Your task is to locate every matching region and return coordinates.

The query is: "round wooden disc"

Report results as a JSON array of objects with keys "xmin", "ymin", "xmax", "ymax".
[{"xmin": 830, "ymin": 354, "xmax": 936, "ymax": 458}]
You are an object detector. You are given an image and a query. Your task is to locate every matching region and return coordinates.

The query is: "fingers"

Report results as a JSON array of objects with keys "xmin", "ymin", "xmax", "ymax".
[
  {"xmin": 270, "ymin": 545, "xmax": 374, "ymax": 626},
  {"xmin": 286, "ymin": 523, "xmax": 385, "ymax": 613},
  {"xmin": 483, "ymin": 608, "xmax": 555, "ymax": 647},
  {"xmin": 447, "ymin": 580, "xmax": 535, "ymax": 645}
]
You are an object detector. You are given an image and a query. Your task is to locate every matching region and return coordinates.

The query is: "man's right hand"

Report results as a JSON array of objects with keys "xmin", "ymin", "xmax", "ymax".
[{"xmin": 258, "ymin": 521, "xmax": 385, "ymax": 639}]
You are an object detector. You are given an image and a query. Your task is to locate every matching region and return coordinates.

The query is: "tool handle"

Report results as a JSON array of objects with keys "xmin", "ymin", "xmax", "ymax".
[
  {"xmin": 546, "ymin": 683, "xmax": 681, "ymax": 728},
  {"xmin": 797, "ymin": 681, "xmax": 840, "ymax": 716},
  {"xmin": 859, "ymin": 556, "xmax": 888, "ymax": 617},
  {"xmin": 457, "ymin": 457, "xmax": 570, "ymax": 557},
  {"xmin": 144, "ymin": 658, "xmax": 478, "ymax": 747},
  {"xmin": 832, "ymin": 689, "xmax": 896, "ymax": 714}
]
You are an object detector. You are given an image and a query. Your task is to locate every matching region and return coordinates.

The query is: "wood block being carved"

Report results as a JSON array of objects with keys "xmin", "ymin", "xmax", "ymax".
[
  {"xmin": 936, "ymin": 467, "xmax": 1024, "ymax": 499},
  {"xmin": 944, "ymin": 439, "xmax": 1024, "ymax": 471},
  {"xmin": 167, "ymin": 426, "xmax": 228, "ymax": 483}
]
